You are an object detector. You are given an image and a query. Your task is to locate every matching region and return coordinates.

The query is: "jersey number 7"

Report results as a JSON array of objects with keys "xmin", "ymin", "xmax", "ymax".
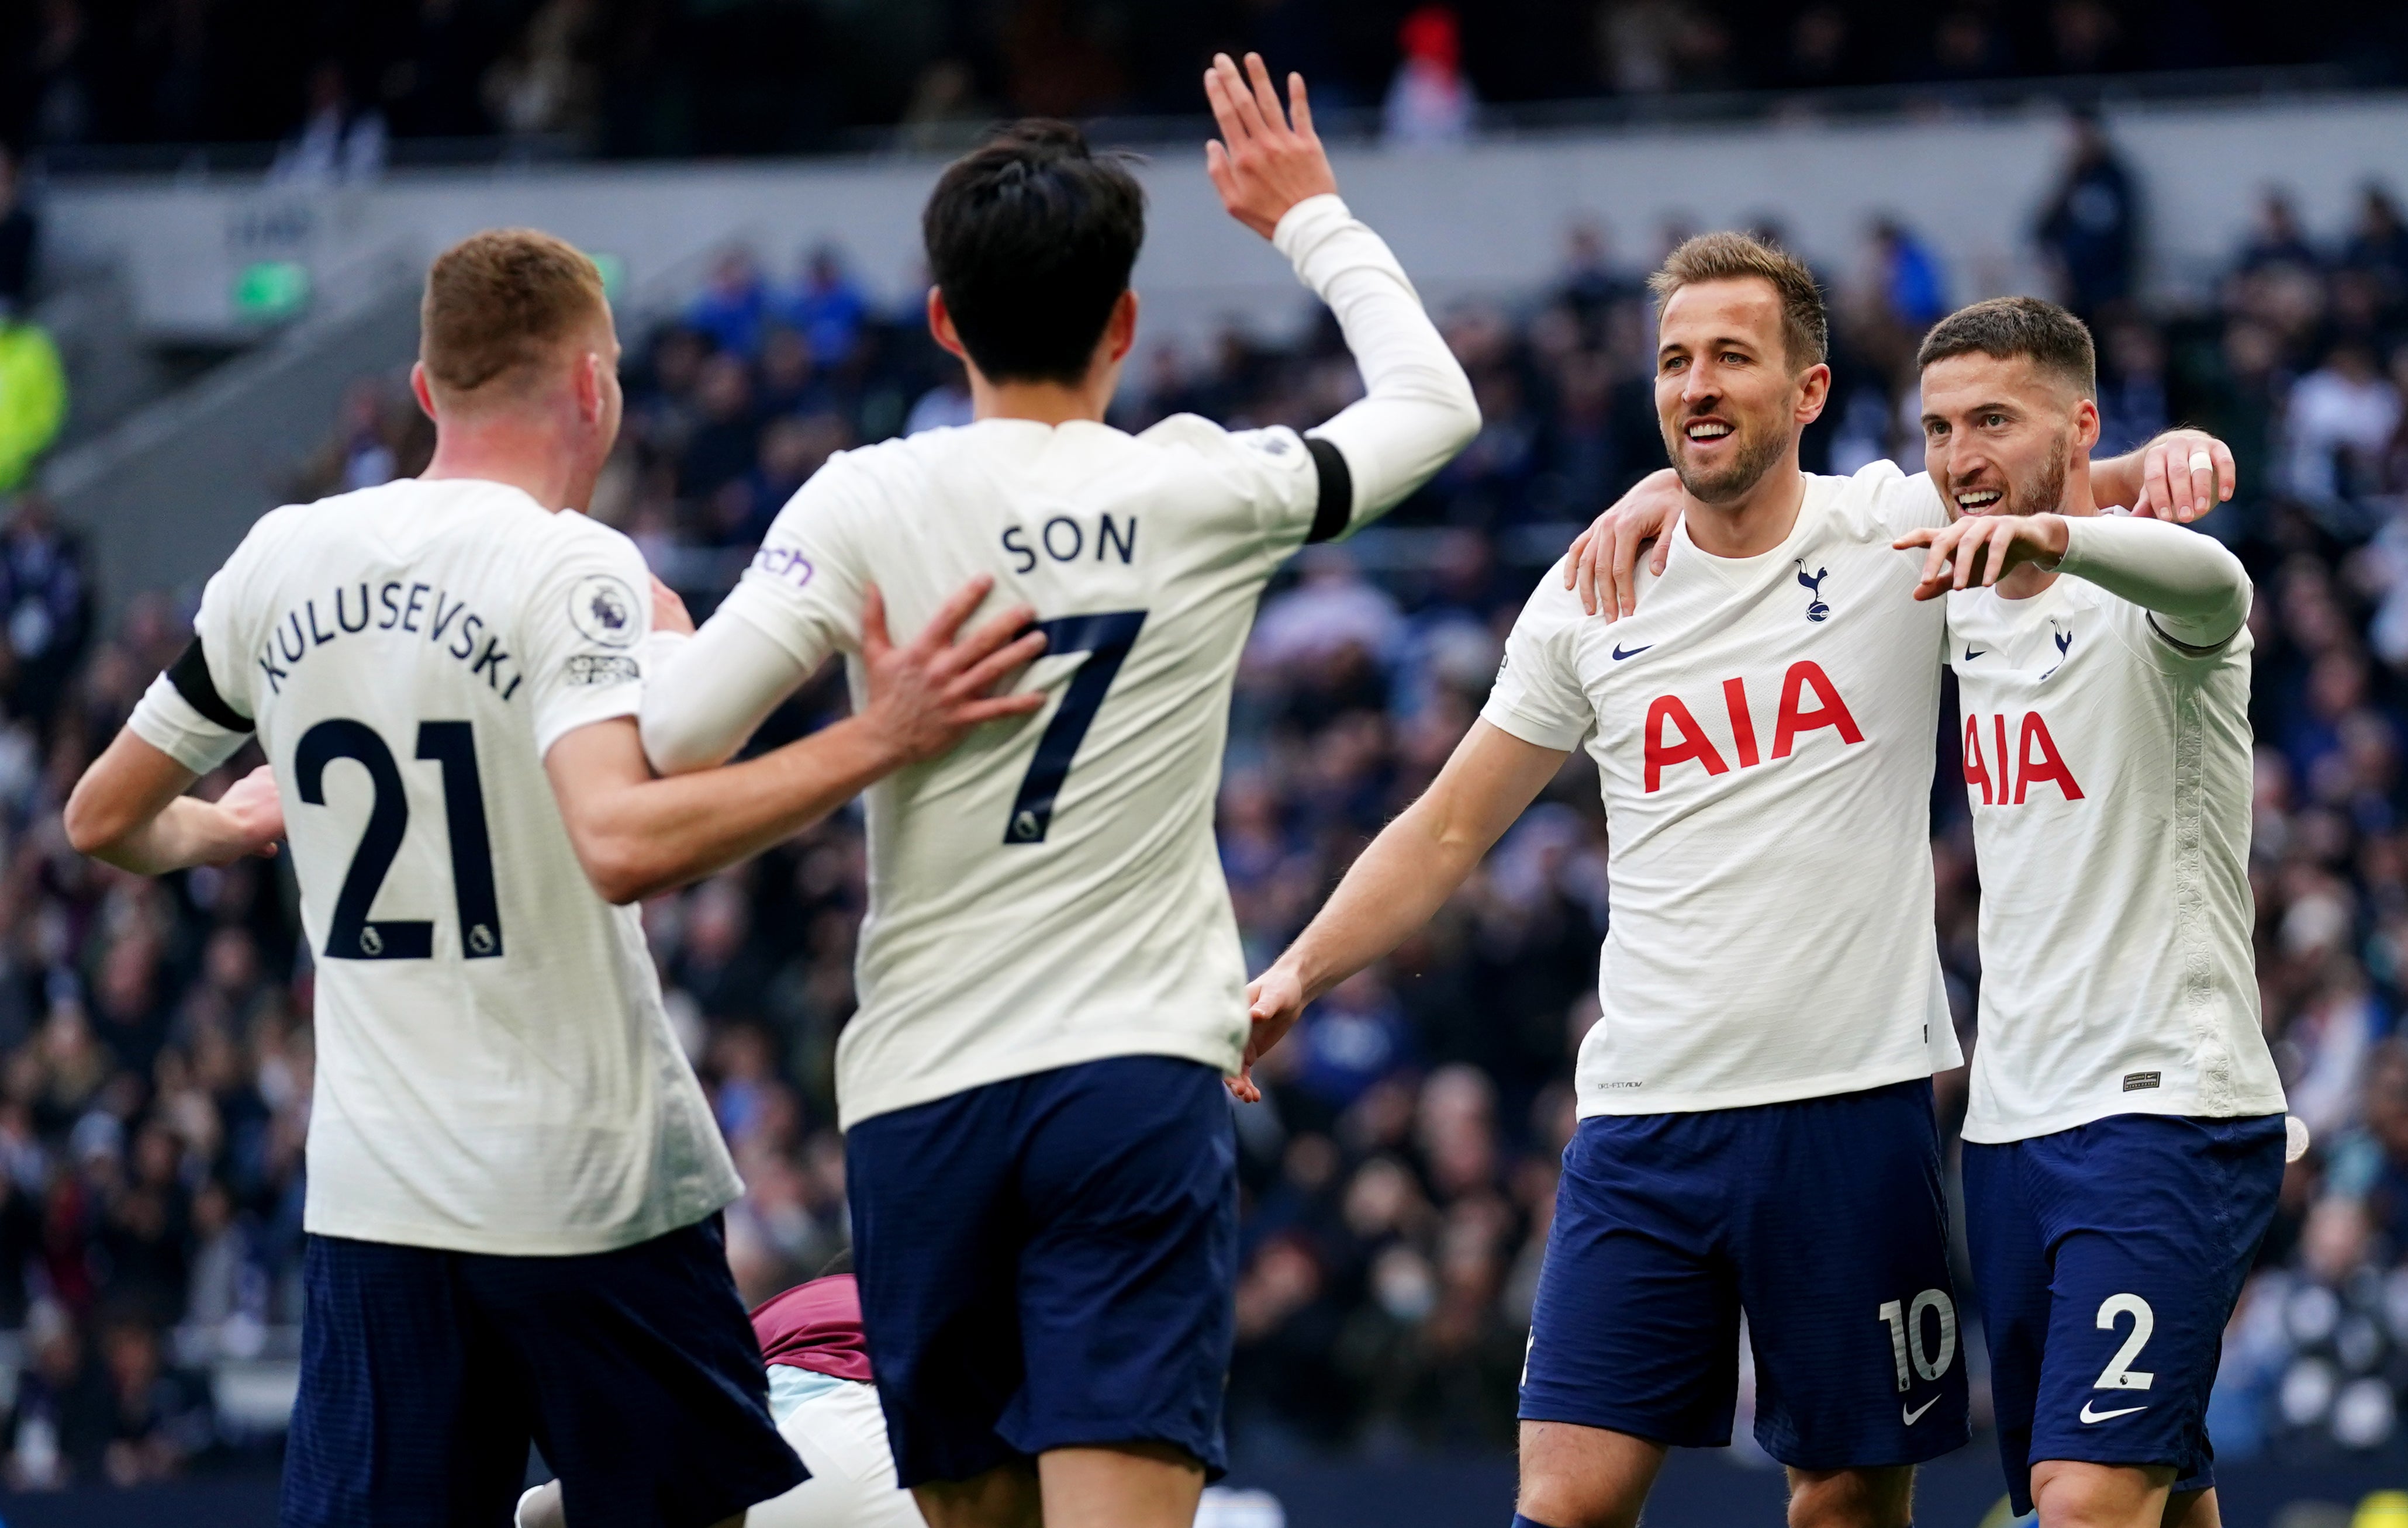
[
  {"xmin": 296, "ymin": 718, "xmax": 504, "ymax": 960},
  {"xmin": 1003, "ymin": 610, "xmax": 1146, "ymax": 846}
]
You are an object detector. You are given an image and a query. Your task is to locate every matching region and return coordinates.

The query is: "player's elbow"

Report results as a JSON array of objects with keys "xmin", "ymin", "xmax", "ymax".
[
  {"xmin": 568, "ymin": 828, "xmax": 665, "ymax": 907},
  {"xmin": 63, "ymin": 773, "xmax": 132, "ymax": 859}
]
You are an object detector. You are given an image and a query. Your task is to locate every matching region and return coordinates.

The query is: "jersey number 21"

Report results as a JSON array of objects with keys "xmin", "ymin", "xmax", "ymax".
[{"xmin": 296, "ymin": 718, "xmax": 504, "ymax": 961}]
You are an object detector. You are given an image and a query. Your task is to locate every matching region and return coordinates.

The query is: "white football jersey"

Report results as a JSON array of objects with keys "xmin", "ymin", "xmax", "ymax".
[
  {"xmin": 716, "ymin": 417, "xmax": 1343, "ymax": 1128},
  {"xmin": 1483, "ymin": 461, "xmax": 1963, "ymax": 1116},
  {"xmin": 127, "ymin": 478, "xmax": 739, "ymax": 1255},
  {"xmin": 1947, "ymin": 567, "xmax": 2283, "ymax": 1143}
]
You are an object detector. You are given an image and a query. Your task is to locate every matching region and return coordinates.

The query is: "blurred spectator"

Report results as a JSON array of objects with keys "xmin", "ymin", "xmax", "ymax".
[
  {"xmin": 0, "ymin": 491, "xmax": 89, "ymax": 731},
  {"xmin": 2034, "ymin": 112, "xmax": 2137, "ymax": 320},
  {"xmin": 482, "ymin": 0, "xmax": 603, "ymax": 140},
  {"xmin": 0, "ymin": 306, "xmax": 64, "ymax": 493},
  {"xmin": 2284, "ymin": 343, "xmax": 2400, "ymax": 504},
  {"xmin": 98, "ymin": 1319, "xmax": 210, "ymax": 1485},
  {"xmin": 2094, "ymin": 319, "xmax": 2169, "ymax": 458},
  {"xmin": 2241, "ymin": 190, "xmax": 2322, "ymax": 275},
  {"xmin": 1384, "ymin": 6, "xmax": 1475, "ymax": 148},
  {"xmin": 779, "ymin": 248, "xmax": 870, "ymax": 371},
  {"xmin": 0, "ymin": 146, "xmax": 34, "ymax": 316},
  {"xmin": 268, "ymin": 61, "xmax": 386, "ymax": 185},
  {"xmin": 1870, "ymin": 217, "xmax": 1947, "ymax": 329},
  {"xmin": 687, "ymin": 249, "xmax": 771, "ymax": 361}
]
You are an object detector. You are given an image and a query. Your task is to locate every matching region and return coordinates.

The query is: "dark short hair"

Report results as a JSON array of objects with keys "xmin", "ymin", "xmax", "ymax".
[
  {"xmin": 1916, "ymin": 296, "xmax": 2097, "ymax": 398},
  {"xmin": 1649, "ymin": 231, "xmax": 1828, "ymax": 372},
  {"xmin": 923, "ymin": 120, "xmax": 1146, "ymax": 385}
]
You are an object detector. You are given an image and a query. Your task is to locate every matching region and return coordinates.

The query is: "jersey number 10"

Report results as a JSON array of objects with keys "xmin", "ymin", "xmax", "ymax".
[{"xmin": 296, "ymin": 718, "xmax": 503, "ymax": 961}]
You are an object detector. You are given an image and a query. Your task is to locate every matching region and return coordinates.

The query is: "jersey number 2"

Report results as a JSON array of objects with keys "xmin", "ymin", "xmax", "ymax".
[
  {"xmin": 1003, "ymin": 610, "xmax": 1146, "ymax": 846},
  {"xmin": 296, "ymin": 718, "xmax": 504, "ymax": 961}
]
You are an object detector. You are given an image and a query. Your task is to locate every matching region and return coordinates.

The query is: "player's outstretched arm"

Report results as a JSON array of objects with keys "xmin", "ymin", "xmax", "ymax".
[
  {"xmin": 65, "ymin": 739, "xmax": 283, "ymax": 874},
  {"xmin": 1205, "ymin": 52, "xmax": 1479, "ymax": 534},
  {"xmin": 1234, "ymin": 720, "xmax": 1566, "ymax": 1102},
  {"xmin": 549, "ymin": 580, "xmax": 1045, "ymax": 904},
  {"xmin": 1894, "ymin": 511, "xmax": 2250, "ymax": 646}
]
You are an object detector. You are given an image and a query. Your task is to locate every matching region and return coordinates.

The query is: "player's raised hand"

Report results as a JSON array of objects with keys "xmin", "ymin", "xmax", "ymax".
[
  {"xmin": 1562, "ymin": 468, "xmax": 1684, "ymax": 620},
  {"xmin": 649, "ymin": 575, "xmax": 695, "ymax": 637},
  {"xmin": 1228, "ymin": 963, "xmax": 1308, "ymax": 1103},
  {"xmin": 209, "ymin": 763, "xmax": 285, "ymax": 863},
  {"xmin": 1894, "ymin": 513, "xmax": 2070, "ymax": 601},
  {"xmin": 858, "ymin": 577, "xmax": 1049, "ymax": 765},
  {"xmin": 2124, "ymin": 428, "xmax": 2235, "ymax": 523},
  {"xmin": 1204, "ymin": 52, "xmax": 1339, "ymax": 240}
]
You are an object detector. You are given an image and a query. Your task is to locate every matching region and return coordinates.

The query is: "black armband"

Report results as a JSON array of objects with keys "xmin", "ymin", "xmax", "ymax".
[
  {"xmin": 168, "ymin": 637, "xmax": 253, "ymax": 733},
  {"xmin": 1304, "ymin": 436, "xmax": 1355, "ymax": 545}
]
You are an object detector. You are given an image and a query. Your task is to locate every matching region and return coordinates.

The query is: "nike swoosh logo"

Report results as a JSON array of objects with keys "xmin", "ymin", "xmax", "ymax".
[
  {"xmin": 1612, "ymin": 644, "xmax": 1653, "ymax": 661},
  {"xmin": 1902, "ymin": 1397, "xmax": 1940, "ymax": 1425},
  {"xmin": 2080, "ymin": 1400, "xmax": 2149, "ymax": 1423},
  {"xmin": 1963, "ymin": 647, "xmax": 1985, "ymax": 660}
]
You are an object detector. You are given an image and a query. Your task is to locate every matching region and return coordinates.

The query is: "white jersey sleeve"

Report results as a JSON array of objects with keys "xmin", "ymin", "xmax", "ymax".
[
  {"xmin": 1273, "ymin": 194, "xmax": 1480, "ymax": 538},
  {"xmin": 517, "ymin": 516, "xmax": 654, "ymax": 758},
  {"xmin": 1481, "ymin": 567, "xmax": 1593, "ymax": 752},
  {"xmin": 126, "ymin": 520, "xmax": 275, "ymax": 775}
]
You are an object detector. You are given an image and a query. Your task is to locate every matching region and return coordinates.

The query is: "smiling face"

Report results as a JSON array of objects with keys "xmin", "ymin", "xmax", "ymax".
[
  {"xmin": 1654, "ymin": 277, "xmax": 1829, "ymax": 506},
  {"xmin": 1918, "ymin": 350, "xmax": 2097, "ymax": 521}
]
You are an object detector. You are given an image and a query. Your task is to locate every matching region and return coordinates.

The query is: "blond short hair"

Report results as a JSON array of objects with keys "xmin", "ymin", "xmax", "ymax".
[
  {"xmin": 1648, "ymin": 231, "xmax": 1829, "ymax": 373},
  {"xmin": 420, "ymin": 229, "xmax": 609, "ymax": 402}
]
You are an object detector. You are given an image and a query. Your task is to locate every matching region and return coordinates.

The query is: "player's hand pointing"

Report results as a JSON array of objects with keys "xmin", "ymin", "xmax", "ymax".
[
  {"xmin": 1894, "ymin": 513, "xmax": 2070, "ymax": 601},
  {"xmin": 858, "ymin": 577, "xmax": 1049, "ymax": 766},
  {"xmin": 1204, "ymin": 53, "xmax": 1339, "ymax": 240},
  {"xmin": 1229, "ymin": 963, "xmax": 1308, "ymax": 1103}
]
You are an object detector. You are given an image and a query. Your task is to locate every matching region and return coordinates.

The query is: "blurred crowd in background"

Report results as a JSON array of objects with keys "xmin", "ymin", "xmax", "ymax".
[
  {"xmin": 0, "ymin": 112, "xmax": 2403, "ymax": 1489},
  {"xmin": 5, "ymin": 0, "xmax": 2408, "ymax": 165}
]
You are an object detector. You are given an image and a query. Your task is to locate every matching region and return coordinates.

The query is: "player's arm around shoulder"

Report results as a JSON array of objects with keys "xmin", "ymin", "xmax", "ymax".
[
  {"xmin": 638, "ymin": 455, "xmax": 877, "ymax": 776},
  {"xmin": 547, "ymin": 574, "xmax": 1048, "ymax": 904}
]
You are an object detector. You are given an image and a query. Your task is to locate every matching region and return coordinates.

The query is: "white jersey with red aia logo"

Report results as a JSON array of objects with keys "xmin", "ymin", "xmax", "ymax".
[
  {"xmin": 1483, "ymin": 460, "xmax": 1963, "ymax": 1117},
  {"xmin": 1946, "ymin": 571, "xmax": 2283, "ymax": 1143}
]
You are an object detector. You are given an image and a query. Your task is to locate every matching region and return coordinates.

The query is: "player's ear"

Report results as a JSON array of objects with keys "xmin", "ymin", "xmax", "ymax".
[
  {"xmin": 1794, "ymin": 361, "xmax": 1832, "ymax": 427},
  {"xmin": 1104, "ymin": 288, "xmax": 1139, "ymax": 364},
  {"xmin": 927, "ymin": 287, "xmax": 967, "ymax": 361},
  {"xmin": 2071, "ymin": 395, "xmax": 2100, "ymax": 455},
  {"xmin": 574, "ymin": 350, "xmax": 607, "ymax": 426},
  {"xmin": 409, "ymin": 361, "xmax": 438, "ymax": 423}
]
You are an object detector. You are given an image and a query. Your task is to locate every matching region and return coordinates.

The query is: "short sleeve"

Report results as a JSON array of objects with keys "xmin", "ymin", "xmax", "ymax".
[
  {"xmin": 125, "ymin": 537, "xmax": 258, "ymax": 775},
  {"xmin": 1135, "ymin": 415, "xmax": 1324, "ymax": 555},
  {"xmin": 1479, "ymin": 566, "xmax": 1594, "ymax": 751},
  {"xmin": 707, "ymin": 457, "xmax": 868, "ymax": 673},
  {"xmin": 522, "ymin": 518, "xmax": 654, "ymax": 758},
  {"xmin": 1878, "ymin": 466, "xmax": 1951, "ymax": 536}
]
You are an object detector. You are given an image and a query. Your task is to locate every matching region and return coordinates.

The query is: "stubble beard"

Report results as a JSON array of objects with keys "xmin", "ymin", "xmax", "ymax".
[
  {"xmin": 1960, "ymin": 426, "xmax": 2071, "ymax": 520},
  {"xmin": 1666, "ymin": 415, "xmax": 1790, "ymax": 506}
]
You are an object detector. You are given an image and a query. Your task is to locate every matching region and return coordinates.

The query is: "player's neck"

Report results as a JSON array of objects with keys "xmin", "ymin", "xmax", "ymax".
[
  {"xmin": 1682, "ymin": 457, "xmax": 1807, "ymax": 559},
  {"xmin": 421, "ymin": 427, "xmax": 589, "ymax": 514},
  {"xmin": 967, "ymin": 372, "xmax": 1114, "ymax": 427},
  {"xmin": 1995, "ymin": 458, "xmax": 2096, "ymax": 600}
]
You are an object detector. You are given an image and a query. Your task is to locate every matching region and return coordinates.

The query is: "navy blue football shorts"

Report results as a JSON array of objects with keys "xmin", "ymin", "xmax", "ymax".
[
  {"xmin": 845, "ymin": 1055, "xmax": 1238, "ymax": 1488},
  {"xmin": 281, "ymin": 1215, "xmax": 803, "ymax": 1528},
  {"xmin": 1964, "ymin": 1112, "xmax": 2285, "ymax": 1516},
  {"xmin": 1521, "ymin": 1078, "xmax": 1970, "ymax": 1470}
]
